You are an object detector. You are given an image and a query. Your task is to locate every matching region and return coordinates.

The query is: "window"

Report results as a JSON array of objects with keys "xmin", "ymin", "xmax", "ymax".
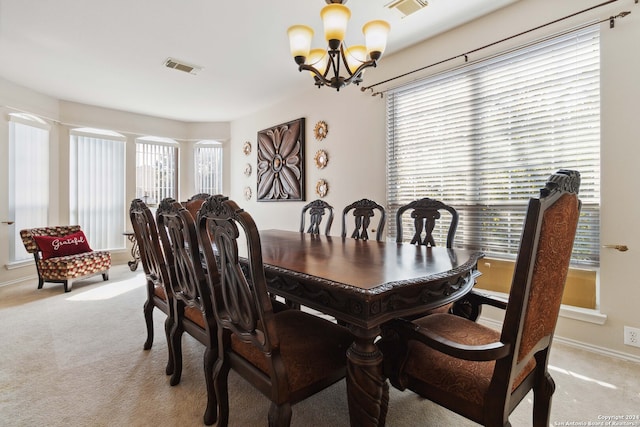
[
  {"xmin": 70, "ymin": 128, "xmax": 126, "ymax": 251},
  {"xmin": 387, "ymin": 26, "xmax": 600, "ymax": 268},
  {"xmin": 135, "ymin": 137, "xmax": 178, "ymax": 205},
  {"xmin": 194, "ymin": 141, "xmax": 223, "ymax": 194},
  {"xmin": 8, "ymin": 113, "xmax": 50, "ymax": 263}
]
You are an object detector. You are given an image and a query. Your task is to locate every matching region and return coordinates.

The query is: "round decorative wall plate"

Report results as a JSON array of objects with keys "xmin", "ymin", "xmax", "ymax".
[
  {"xmin": 243, "ymin": 141, "xmax": 252, "ymax": 156},
  {"xmin": 314, "ymin": 121, "xmax": 328, "ymax": 141},
  {"xmin": 244, "ymin": 163, "xmax": 252, "ymax": 177},
  {"xmin": 244, "ymin": 186, "xmax": 252, "ymax": 200},
  {"xmin": 316, "ymin": 179, "xmax": 329, "ymax": 198},
  {"xmin": 314, "ymin": 149, "xmax": 328, "ymax": 169}
]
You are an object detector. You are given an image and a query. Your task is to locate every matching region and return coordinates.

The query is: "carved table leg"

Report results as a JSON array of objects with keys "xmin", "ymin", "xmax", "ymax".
[{"xmin": 346, "ymin": 325, "xmax": 389, "ymax": 427}]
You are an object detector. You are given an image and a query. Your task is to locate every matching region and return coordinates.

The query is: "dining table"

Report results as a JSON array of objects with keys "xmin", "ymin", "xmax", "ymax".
[{"xmin": 252, "ymin": 229, "xmax": 484, "ymax": 427}]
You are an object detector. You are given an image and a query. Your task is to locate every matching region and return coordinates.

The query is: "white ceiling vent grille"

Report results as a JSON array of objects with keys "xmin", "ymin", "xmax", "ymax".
[
  {"xmin": 164, "ymin": 58, "xmax": 202, "ymax": 75},
  {"xmin": 386, "ymin": 0, "xmax": 428, "ymax": 17}
]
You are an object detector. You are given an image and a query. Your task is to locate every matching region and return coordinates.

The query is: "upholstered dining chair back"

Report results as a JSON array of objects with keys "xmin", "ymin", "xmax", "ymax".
[
  {"xmin": 156, "ymin": 198, "xmax": 218, "ymax": 426},
  {"xmin": 196, "ymin": 195, "xmax": 353, "ymax": 427},
  {"xmin": 395, "ymin": 197, "xmax": 458, "ymax": 247},
  {"xmin": 300, "ymin": 199, "xmax": 334, "ymax": 235},
  {"xmin": 184, "ymin": 192, "xmax": 210, "ymax": 220},
  {"xmin": 379, "ymin": 169, "xmax": 582, "ymax": 427},
  {"xmin": 129, "ymin": 199, "xmax": 174, "ymax": 374},
  {"xmin": 341, "ymin": 198, "xmax": 386, "ymax": 241}
]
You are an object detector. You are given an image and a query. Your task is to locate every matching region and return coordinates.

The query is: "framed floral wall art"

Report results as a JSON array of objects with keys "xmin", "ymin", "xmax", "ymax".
[{"xmin": 256, "ymin": 118, "xmax": 305, "ymax": 201}]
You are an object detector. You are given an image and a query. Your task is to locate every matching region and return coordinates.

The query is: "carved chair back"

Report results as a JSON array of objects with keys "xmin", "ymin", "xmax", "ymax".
[
  {"xmin": 198, "ymin": 195, "xmax": 278, "ymax": 357},
  {"xmin": 395, "ymin": 197, "xmax": 458, "ymax": 247},
  {"xmin": 500, "ymin": 169, "xmax": 582, "ymax": 387},
  {"xmin": 184, "ymin": 192, "xmax": 210, "ymax": 220},
  {"xmin": 341, "ymin": 198, "xmax": 386, "ymax": 241},
  {"xmin": 300, "ymin": 199, "xmax": 334, "ymax": 235},
  {"xmin": 156, "ymin": 197, "xmax": 218, "ymax": 425},
  {"xmin": 130, "ymin": 199, "xmax": 171, "ymax": 296},
  {"xmin": 129, "ymin": 199, "xmax": 173, "ymax": 363}
]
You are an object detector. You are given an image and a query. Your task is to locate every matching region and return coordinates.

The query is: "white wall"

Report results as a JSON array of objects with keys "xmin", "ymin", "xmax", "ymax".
[
  {"xmin": 230, "ymin": 88, "xmax": 386, "ymax": 232},
  {"xmin": 228, "ymin": 0, "xmax": 640, "ymax": 359}
]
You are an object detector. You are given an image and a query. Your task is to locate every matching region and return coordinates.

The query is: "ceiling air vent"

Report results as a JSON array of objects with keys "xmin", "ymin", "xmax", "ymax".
[
  {"xmin": 164, "ymin": 58, "xmax": 202, "ymax": 75},
  {"xmin": 386, "ymin": 0, "xmax": 428, "ymax": 17}
]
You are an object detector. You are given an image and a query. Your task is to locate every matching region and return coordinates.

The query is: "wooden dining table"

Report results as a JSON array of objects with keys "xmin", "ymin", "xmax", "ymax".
[{"xmin": 253, "ymin": 229, "xmax": 484, "ymax": 427}]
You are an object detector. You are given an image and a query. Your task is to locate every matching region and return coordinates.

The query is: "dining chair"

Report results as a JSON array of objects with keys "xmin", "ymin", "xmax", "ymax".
[
  {"xmin": 396, "ymin": 197, "xmax": 460, "ymax": 315},
  {"xmin": 128, "ymin": 199, "xmax": 174, "ymax": 375},
  {"xmin": 184, "ymin": 192, "xmax": 210, "ymax": 219},
  {"xmin": 341, "ymin": 198, "xmax": 386, "ymax": 241},
  {"xmin": 196, "ymin": 195, "xmax": 353, "ymax": 427},
  {"xmin": 395, "ymin": 197, "xmax": 458, "ymax": 247},
  {"xmin": 156, "ymin": 198, "xmax": 218, "ymax": 425},
  {"xmin": 378, "ymin": 169, "xmax": 582, "ymax": 427},
  {"xmin": 300, "ymin": 199, "xmax": 334, "ymax": 235}
]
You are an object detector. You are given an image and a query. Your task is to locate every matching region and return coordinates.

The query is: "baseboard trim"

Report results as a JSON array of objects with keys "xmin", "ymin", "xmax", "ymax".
[
  {"xmin": 480, "ymin": 317, "xmax": 640, "ymax": 364},
  {"xmin": 0, "ymin": 274, "xmax": 38, "ymax": 288},
  {"xmin": 554, "ymin": 336, "xmax": 640, "ymax": 363}
]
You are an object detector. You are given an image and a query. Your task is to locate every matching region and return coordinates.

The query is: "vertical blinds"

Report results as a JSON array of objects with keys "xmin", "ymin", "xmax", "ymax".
[
  {"xmin": 387, "ymin": 26, "xmax": 600, "ymax": 266},
  {"xmin": 135, "ymin": 140, "xmax": 178, "ymax": 205},
  {"xmin": 8, "ymin": 118, "xmax": 49, "ymax": 262},
  {"xmin": 70, "ymin": 132, "xmax": 126, "ymax": 251},
  {"xmin": 195, "ymin": 144, "xmax": 223, "ymax": 194}
]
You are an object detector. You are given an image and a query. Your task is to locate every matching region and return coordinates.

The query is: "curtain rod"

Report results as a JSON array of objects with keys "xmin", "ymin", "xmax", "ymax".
[{"xmin": 361, "ymin": 0, "xmax": 633, "ymax": 96}]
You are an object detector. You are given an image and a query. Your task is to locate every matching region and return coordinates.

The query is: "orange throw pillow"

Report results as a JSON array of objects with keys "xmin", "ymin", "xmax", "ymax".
[{"xmin": 33, "ymin": 231, "xmax": 93, "ymax": 259}]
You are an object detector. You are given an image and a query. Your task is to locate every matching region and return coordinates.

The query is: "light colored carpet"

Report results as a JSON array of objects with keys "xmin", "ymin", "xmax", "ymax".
[{"xmin": 1, "ymin": 265, "xmax": 639, "ymax": 427}]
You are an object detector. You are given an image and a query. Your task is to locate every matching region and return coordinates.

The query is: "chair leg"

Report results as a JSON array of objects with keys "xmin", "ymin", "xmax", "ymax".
[
  {"xmin": 268, "ymin": 402, "xmax": 292, "ymax": 427},
  {"xmin": 37, "ymin": 278, "xmax": 44, "ymax": 289},
  {"xmin": 213, "ymin": 356, "xmax": 230, "ymax": 427},
  {"xmin": 203, "ymin": 347, "xmax": 218, "ymax": 426},
  {"xmin": 164, "ymin": 316, "xmax": 174, "ymax": 376},
  {"xmin": 533, "ymin": 372, "xmax": 555, "ymax": 427},
  {"xmin": 64, "ymin": 280, "xmax": 72, "ymax": 293},
  {"xmin": 169, "ymin": 320, "xmax": 184, "ymax": 386},
  {"xmin": 102, "ymin": 271, "xmax": 109, "ymax": 281},
  {"xmin": 143, "ymin": 300, "xmax": 154, "ymax": 350}
]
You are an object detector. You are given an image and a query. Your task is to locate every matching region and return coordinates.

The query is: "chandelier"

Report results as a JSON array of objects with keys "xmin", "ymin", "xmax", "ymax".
[{"xmin": 287, "ymin": 0, "xmax": 390, "ymax": 91}]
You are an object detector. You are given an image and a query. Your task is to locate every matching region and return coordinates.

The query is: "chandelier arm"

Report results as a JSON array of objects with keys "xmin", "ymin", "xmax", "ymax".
[
  {"xmin": 342, "ymin": 60, "xmax": 377, "ymax": 85},
  {"xmin": 339, "ymin": 45, "xmax": 355, "ymax": 78},
  {"xmin": 298, "ymin": 64, "xmax": 334, "ymax": 87}
]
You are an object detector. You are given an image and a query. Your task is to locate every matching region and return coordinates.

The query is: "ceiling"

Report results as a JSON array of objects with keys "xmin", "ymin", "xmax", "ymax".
[{"xmin": 0, "ymin": 0, "xmax": 517, "ymax": 122}]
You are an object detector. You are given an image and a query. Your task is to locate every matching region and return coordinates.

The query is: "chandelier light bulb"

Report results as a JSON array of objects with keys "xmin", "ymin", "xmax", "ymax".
[
  {"xmin": 287, "ymin": 25, "xmax": 314, "ymax": 64},
  {"xmin": 321, "ymin": 4, "xmax": 351, "ymax": 50},
  {"xmin": 363, "ymin": 20, "xmax": 390, "ymax": 60},
  {"xmin": 307, "ymin": 48, "xmax": 329, "ymax": 76},
  {"xmin": 345, "ymin": 45, "xmax": 368, "ymax": 74}
]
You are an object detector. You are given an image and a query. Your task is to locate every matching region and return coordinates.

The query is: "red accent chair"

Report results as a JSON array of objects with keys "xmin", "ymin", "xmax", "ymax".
[{"xmin": 20, "ymin": 225, "xmax": 110, "ymax": 293}]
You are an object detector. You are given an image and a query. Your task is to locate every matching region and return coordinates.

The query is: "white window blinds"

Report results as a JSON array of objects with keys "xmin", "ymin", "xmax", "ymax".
[
  {"xmin": 135, "ymin": 138, "xmax": 178, "ymax": 205},
  {"xmin": 387, "ymin": 26, "xmax": 600, "ymax": 266},
  {"xmin": 8, "ymin": 114, "xmax": 50, "ymax": 263},
  {"xmin": 194, "ymin": 142, "xmax": 223, "ymax": 195},
  {"xmin": 70, "ymin": 129, "xmax": 126, "ymax": 251}
]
